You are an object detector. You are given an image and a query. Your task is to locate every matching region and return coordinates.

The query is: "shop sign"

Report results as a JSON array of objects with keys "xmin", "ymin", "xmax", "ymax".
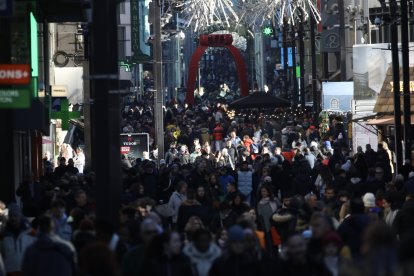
[{"xmin": 0, "ymin": 89, "xmax": 30, "ymax": 108}]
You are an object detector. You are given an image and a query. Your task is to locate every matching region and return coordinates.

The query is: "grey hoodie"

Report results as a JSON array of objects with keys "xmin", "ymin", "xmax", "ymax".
[{"xmin": 183, "ymin": 242, "xmax": 222, "ymax": 276}]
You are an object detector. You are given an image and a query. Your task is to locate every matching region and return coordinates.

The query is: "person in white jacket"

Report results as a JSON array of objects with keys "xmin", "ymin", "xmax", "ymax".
[
  {"xmin": 183, "ymin": 228, "xmax": 221, "ymax": 276},
  {"xmin": 73, "ymin": 147, "xmax": 85, "ymax": 173}
]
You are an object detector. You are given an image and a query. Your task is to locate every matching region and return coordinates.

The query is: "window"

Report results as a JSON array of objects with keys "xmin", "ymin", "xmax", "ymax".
[
  {"xmin": 118, "ymin": 26, "xmax": 126, "ymax": 61},
  {"xmin": 119, "ymin": 2, "xmax": 126, "ymax": 14},
  {"xmin": 330, "ymin": 98, "xmax": 339, "ymax": 109}
]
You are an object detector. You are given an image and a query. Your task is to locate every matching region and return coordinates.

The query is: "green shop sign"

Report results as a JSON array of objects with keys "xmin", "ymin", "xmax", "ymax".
[{"xmin": 0, "ymin": 89, "xmax": 30, "ymax": 109}]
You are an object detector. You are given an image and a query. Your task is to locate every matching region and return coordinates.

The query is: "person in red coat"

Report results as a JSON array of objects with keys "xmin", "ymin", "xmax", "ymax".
[{"xmin": 212, "ymin": 123, "xmax": 225, "ymax": 152}]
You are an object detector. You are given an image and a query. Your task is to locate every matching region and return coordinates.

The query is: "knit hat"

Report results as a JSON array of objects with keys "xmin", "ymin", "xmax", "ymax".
[
  {"xmin": 322, "ymin": 231, "xmax": 343, "ymax": 248},
  {"xmin": 228, "ymin": 225, "xmax": 245, "ymax": 242},
  {"xmin": 362, "ymin": 193, "xmax": 376, "ymax": 208}
]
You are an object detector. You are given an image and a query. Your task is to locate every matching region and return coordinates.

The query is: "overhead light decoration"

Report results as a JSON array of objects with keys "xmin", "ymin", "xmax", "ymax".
[
  {"xmin": 239, "ymin": 0, "xmax": 321, "ymax": 28},
  {"xmin": 173, "ymin": 0, "xmax": 240, "ymax": 32}
]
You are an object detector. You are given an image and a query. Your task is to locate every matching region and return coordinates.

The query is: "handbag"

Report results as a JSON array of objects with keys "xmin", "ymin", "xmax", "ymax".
[{"xmin": 154, "ymin": 203, "xmax": 174, "ymax": 218}]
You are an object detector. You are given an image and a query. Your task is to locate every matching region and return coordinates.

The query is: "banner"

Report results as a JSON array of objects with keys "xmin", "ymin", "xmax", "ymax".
[{"xmin": 120, "ymin": 133, "xmax": 149, "ymax": 160}]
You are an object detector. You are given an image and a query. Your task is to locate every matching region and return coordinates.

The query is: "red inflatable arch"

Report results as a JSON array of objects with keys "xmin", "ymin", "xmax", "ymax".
[{"xmin": 186, "ymin": 34, "xmax": 249, "ymax": 105}]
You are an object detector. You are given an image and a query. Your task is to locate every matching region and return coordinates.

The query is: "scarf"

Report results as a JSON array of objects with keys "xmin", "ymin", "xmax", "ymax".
[{"xmin": 259, "ymin": 197, "xmax": 277, "ymax": 213}]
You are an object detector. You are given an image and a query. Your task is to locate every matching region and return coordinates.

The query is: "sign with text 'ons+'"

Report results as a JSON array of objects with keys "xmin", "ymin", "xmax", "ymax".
[{"xmin": 0, "ymin": 64, "xmax": 31, "ymax": 85}]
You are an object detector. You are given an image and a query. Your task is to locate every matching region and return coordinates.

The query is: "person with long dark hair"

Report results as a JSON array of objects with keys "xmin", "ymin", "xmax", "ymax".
[{"xmin": 257, "ymin": 185, "xmax": 280, "ymax": 253}]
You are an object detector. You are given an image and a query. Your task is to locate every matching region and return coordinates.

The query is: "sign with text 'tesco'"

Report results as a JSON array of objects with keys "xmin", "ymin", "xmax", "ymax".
[{"xmin": 0, "ymin": 64, "xmax": 31, "ymax": 85}]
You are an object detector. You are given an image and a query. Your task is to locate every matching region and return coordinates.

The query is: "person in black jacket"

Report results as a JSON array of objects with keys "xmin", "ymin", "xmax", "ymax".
[
  {"xmin": 337, "ymin": 198, "xmax": 370, "ymax": 258},
  {"xmin": 16, "ymin": 172, "xmax": 44, "ymax": 217},
  {"xmin": 279, "ymin": 234, "xmax": 332, "ymax": 276},
  {"xmin": 210, "ymin": 202, "xmax": 238, "ymax": 233},
  {"xmin": 143, "ymin": 231, "xmax": 194, "ymax": 276},
  {"xmin": 177, "ymin": 190, "xmax": 209, "ymax": 233},
  {"xmin": 393, "ymin": 193, "xmax": 414, "ymax": 241}
]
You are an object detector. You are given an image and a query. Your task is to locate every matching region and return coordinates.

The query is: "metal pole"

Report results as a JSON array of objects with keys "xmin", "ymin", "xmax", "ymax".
[
  {"xmin": 338, "ymin": 0, "xmax": 347, "ymax": 81},
  {"xmin": 138, "ymin": 63, "xmax": 143, "ymax": 100},
  {"xmin": 151, "ymin": 0, "xmax": 165, "ymax": 160},
  {"xmin": 390, "ymin": 0, "xmax": 403, "ymax": 173},
  {"xmin": 254, "ymin": 32, "xmax": 265, "ymax": 91},
  {"xmin": 291, "ymin": 29, "xmax": 298, "ymax": 106},
  {"xmin": 283, "ymin": 20, "xmax": 289, "ymax": 99},
  {"xmin": 310, "ymin": 15, "xmax": 318, "ymax": 112},
  {"xmin": 401, "ymin": 0, "xmax": 412, "ymax": 162},
  {"xmin": 299, "ymin": 9, "xmax": 306, "ymax": 107},
  {"xmin": 0, "ymin": 16, "xmax": 15, "ymax": 204},
  {"xmin": 90, "ymin": 0, "xmax": 121, "ymax": 224}
]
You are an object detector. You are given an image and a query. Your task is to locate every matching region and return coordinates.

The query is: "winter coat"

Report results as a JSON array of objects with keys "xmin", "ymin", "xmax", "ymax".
[
  {"xmin": 143, "ymin": 253, "xmax": 194, "ymax": 276},
  {"xmin": 22, "ymin": 234, "xmax": 76, "ymax": 276},
  {"xmin": 393, "ymin": 199, "xmax": 414, "ymax": 240},
  {"xmin": 177, "ymin": 202, "xmax": 210, "ymax": 232},
  {"xmin": 168, "ymin": 191, "xmax": 187, "ymax": 223},
  {"xmin": 257, "ymin": 198, "xmax": 278, "ymax": 232},
  {"xmin": 0, "ymin": 229, "xmax": 36, "ymax": 273},
  {"xmin": 212, "ymin": 126, "xmax": 225, "ymax": 141},
  {"xmin": 210, "ymin": 211, "xmax": 238, "ymax": 233},
  {"xmin": 384, "ymin": 208, "xmax": 398, "ymax": 226},
  {"xmin": 304, "ymin": 153, "xmax": 316, "ymax": 169},
  {"xmin": 52, "ymin": 214, "xmax": 72, "ymax": 241},
  {"xmin": 142, "ymin": 172, "xmax": 158, "ymax": 198},
  {"xmin": 237, "ymin": 171, "xmax": 253, "ymax": 197},
  {"xmin": 15, "ymin": 181, "xmax": 44, "ymax": 217},
  {"xmin": 292, "ymin": 173, "xmax": 314, "ymax": 196},
  {"xmin": 183, "ymin": 242, "xmax": 221, "ymax": 276},
  {"xmin": 337, "ymin": 214, "xmax": 370, "ymax": 258},
  {"xmin": 208, "ymin": 252, "xmax": 257, "ymax": 276}
]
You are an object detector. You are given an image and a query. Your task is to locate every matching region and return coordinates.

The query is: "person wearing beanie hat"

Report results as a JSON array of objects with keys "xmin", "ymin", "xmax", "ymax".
[
  {"xmin": 209, "ymin": 225, "xmax": 256, "ymax": 276},
  {"xmin": 362, "ymin": 193, "xmax": 376, "ymax": 208},
  {"xmin": 227, "ymin": 225, "xmax": 245, "ymax": 243},
  {"xmin": 322, "ymin": 231, "xmax": 343, "ymax": 249},
  {"xmin": 322, "ymin": 231, "xmax": 344, "ymax": 276},
  {"xmin": 363, "ymin": 193, "xmax": 382, "ymax": 222}
]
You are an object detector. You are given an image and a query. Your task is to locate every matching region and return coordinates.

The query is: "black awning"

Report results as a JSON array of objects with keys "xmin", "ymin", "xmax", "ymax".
[
  {"xmin": 229, "ymin": 92, "xmax": 291, "ymax": 109},
  {"xmin": 13, "ymin": 99, "xmax": 49, "ymax": 135},
  {"xmin": 37, "ymin": 0, "xmax": 85, "ymax": 22}
]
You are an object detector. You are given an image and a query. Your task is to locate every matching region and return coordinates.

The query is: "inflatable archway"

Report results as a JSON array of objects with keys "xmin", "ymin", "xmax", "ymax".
[{"xmin": 186, "ymin": 34, "xmax": 249, "ymax": 105}]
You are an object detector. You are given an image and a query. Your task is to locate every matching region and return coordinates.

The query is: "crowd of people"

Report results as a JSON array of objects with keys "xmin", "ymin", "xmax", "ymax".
[{"xmin": 1, "ymin": 87, "xmax": 414, "ymax": 276}]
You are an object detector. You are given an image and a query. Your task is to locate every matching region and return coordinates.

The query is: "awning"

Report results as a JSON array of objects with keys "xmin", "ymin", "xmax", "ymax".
[
  {"xmin": 366, "ymin": 115, "xmax": 414, "ymax": 125},
  {"xmin": 349, "ymin": 114, "xmax": 378, "ymax": 123}
]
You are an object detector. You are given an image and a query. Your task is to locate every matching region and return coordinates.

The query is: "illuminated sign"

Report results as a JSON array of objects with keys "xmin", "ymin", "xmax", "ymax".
[{"xmin": 0, "ymin": 64, "xmax": 31, "ymax": 85}]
